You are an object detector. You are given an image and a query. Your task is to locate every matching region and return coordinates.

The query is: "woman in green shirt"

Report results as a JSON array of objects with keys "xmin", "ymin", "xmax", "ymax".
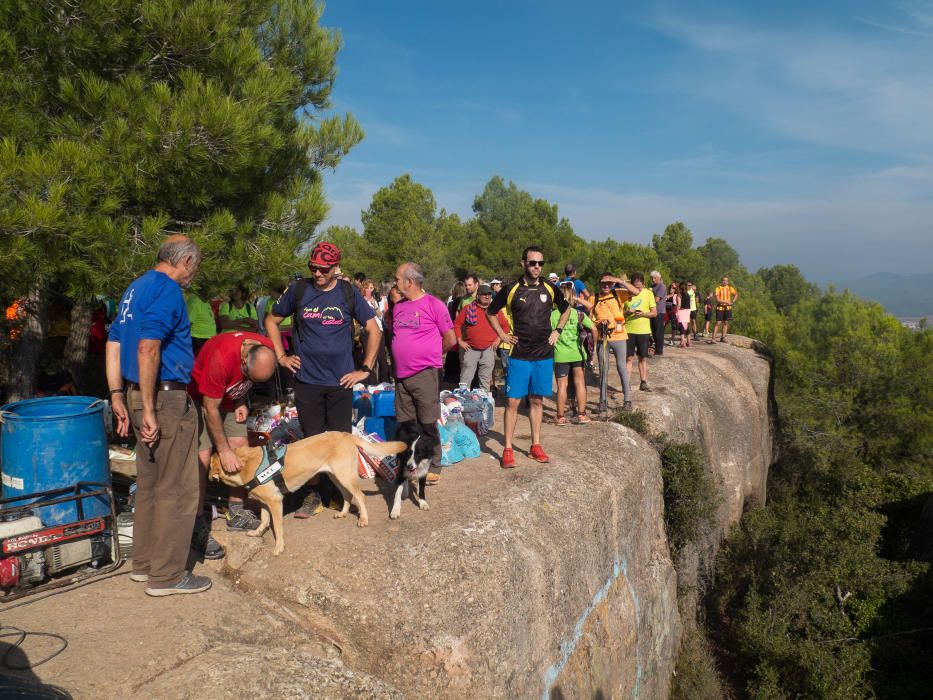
[
  {"xmin": 218, "ymin": 284, "xmax": 259, "ymax": 333},
  {"xmin": 550, "ymin": 282, "xmax": 594, "ymax": 425},
  {"xmin": 186, "ymin": 289, "xmax": 217, "ymax": 354}
]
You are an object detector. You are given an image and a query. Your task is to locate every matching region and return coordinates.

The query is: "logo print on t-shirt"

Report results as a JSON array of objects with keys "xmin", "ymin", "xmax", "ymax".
[
  {"xmin": 540, "ymin": 293, "xmax": 548, "ymax": 303},
  {"xmin": 393, "ymin": 307, "xmax": 421, "ymax": 328},
  {"xmin": 301, "ymin": 305, "xmax": 346, "ymax": 326},
  {"xmin": 226, "ymin": 378, "xmax": 252, "ymax": 401}
]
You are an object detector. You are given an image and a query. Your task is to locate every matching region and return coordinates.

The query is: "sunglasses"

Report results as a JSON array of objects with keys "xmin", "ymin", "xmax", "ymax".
[
  {"xmin": 309, "ymin": 265, "xmax": 334, "ymax": 274},
  {"xmin": 524, "ymin": 260, "xmax": 545, "ymax": 267}
]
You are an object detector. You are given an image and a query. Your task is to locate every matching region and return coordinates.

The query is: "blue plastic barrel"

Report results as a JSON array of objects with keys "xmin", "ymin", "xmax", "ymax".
[{"xmin": 0, "ymin": 396, "xmax": 111, "ymax": 525}]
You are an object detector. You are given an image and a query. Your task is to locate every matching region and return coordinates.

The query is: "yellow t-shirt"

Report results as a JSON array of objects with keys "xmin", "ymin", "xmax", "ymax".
[
  {"xmin": 715, "ymin": 285, "xmax": 737, "ymax": 309},
  {"xmin": 624, "ymin": 289, "xmax": 656, "ymax": 335},
  {"xmin": 592, "ymin": 290, "xmax": 632, "ymax": 341}
]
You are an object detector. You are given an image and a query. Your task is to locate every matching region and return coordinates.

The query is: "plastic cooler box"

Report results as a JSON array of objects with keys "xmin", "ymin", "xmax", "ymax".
[
  {"xmin": 371, "ymin": 390, "xmax": 396, "ymax": 418},
  {"xmin": 363, "ymin": 416, "xmax": 397, "ymax": 441}
]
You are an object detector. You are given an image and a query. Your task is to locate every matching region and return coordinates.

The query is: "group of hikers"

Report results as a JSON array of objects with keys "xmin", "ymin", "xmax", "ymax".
[{"xmin": 104, "ymin": 235, "xmax": 737, "ymax": 596}]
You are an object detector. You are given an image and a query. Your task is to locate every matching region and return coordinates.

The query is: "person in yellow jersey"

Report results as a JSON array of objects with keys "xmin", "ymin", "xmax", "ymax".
[
  {"xmin": 709, "ymin": 276, "xmax": 738, "ymax": 344},
  {"xmin": 623, "ymin": 272, "xmax": 658, "ymax": 392}
]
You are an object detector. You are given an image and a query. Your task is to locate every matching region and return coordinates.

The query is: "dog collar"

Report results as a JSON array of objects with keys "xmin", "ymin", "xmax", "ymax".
[{"xmin": 244, "ymin": 444, "xmax": 289, "ymax": 493}]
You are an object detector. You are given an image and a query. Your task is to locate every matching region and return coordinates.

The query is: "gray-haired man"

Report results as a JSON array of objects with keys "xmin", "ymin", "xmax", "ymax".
[{"xmin": 107, "ymin": 235, "xmax": 211, "ymax": 597}]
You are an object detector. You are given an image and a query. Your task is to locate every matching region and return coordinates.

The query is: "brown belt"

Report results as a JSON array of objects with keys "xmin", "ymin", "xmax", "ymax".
[{"xmin": 127, "ymin": 381, "xmax": 188, "ymax": 392}]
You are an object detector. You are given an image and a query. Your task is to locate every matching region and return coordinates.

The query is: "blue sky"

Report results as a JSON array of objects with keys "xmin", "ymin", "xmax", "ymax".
[{"xmin": 317, "ymin": 0, "xmax": 933, "ymax": 283}]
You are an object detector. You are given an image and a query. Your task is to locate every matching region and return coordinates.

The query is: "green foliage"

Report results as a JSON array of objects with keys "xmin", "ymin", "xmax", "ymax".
[
  {"xmin": 0, "ymin": 0, "xmax": 362, "ymax": 299},
  {"xmin": 611, "ymin": 408, "xmax": 651, "ymax": 437},
  {"xmin": 758, "ymin": 264, "xmax": 819, "ymax": 309},
  {"xmin": 672, "ymin": 626, "xmax": 728, "ymax": 700},
  {"xmin": 652, "ymin": 221, "xmax": 704, "ymax": 283},
  {"xmin": 710, "ymin": 277, "xmax": 933, "ymax": 697},
  {"xmin": 657, "ymin": 437, "xmax": 722, "ymax": 555}
]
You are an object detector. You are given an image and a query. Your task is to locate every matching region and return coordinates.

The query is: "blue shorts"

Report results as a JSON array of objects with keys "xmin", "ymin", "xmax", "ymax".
[{"xmin": 505, "ymin": 357, "xmax": 554, "ymax": 399}]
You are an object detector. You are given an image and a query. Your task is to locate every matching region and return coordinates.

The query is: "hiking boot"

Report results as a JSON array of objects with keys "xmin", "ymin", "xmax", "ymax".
[
  {"xmin": 529, "ymin": 444, "xmax": 550, "ymax": 463},
  {"xmin": 129, "ymin": 572, "xmax": 149, "ymax": 583},
  {"xmin": 501, "ymin": 448, "xmax": 516, "ymax": 469},
  {"xmin": 226, "ymin": 508, "xmax": 261, "ymax": 531},
  {"xmin": 192, "ymin": 518, "xmax": 225, "ymax": 559},
  {"xmin": 639, "ymin": 380, "xmax": 652, "ymax": 392},
  {"xmin": 622, "ymin": 401, "xmax": 634, "ymax": 412},
  {"xmin": 146, "ymin": 572, "xmax": 212, "ymax": 597},
  {"xmin": 293, "ymin": 491, "xmax": 324, "ymax": 519}
]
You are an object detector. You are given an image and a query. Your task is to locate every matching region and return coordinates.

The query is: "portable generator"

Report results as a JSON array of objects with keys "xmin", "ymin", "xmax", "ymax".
[{"xmin": 0, "ymin": 482, "xmax": 121, "ymax": 601}]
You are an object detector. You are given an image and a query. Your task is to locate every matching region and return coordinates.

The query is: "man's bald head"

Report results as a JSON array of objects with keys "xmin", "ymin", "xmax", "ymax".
[{"xmin": 246, "ymin": 345, "xmax": 277, "ymax": 383}]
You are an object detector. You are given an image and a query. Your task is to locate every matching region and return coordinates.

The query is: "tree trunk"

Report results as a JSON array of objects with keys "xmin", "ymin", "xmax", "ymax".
[
  {"xmin": 64, "ymin": 300, "xmax": 94, "ymax": 393},
  {"xmin": 7, "ymin": 282, "xmax": 49, "ymax": 402}
]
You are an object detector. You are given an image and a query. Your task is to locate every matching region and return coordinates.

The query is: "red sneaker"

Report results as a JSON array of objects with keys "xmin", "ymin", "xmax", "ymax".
[
  {"xmin": 529, "ymin": 444, "xmax": 550, "ymax": 463},
  {"xmin": 501, "ymin": 448, "xmax": 516, "ymax": 469}
]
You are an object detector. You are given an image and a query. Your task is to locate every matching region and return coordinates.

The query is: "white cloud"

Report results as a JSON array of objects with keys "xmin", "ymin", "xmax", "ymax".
[{"xmin": 648, "ymin": 5, "xmax": 933, "ymax": 154}]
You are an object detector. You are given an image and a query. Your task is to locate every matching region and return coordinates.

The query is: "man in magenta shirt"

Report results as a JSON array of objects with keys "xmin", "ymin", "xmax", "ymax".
[{"xmin": 391, "ymin": 262, "xmax": 456, "ymax": 482}]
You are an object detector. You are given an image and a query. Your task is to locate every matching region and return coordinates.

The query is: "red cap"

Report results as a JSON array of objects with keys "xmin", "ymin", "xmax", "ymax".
[{"xmin": 308, "ymin": 242, "xmax": 341, "ymax": 268}]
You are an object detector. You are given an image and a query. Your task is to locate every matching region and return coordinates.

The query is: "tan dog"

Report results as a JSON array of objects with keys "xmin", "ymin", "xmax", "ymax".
[{"xmin": 208, "ymin": 431, "xmax": 405, "ymax": 555}]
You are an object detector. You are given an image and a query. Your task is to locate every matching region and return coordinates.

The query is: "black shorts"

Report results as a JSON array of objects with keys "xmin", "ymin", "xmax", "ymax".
[
  {"xmin": 716, "ymin": 308, "xmax": 733, "ymax": 321},
  {"xmin": 626, "ymin": 333, "xmax": 650, "ymax": 358},
  {"xmin": 554, "ymin": 360, "xmax": 584, "ymax": 378},
  {"xmin": 690, "ymin": 310, "xmax": 697, "ymax": 320}
]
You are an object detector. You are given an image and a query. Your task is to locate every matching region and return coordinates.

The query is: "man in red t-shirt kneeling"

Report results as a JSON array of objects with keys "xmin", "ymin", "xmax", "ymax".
[{"xmin": 188, "ymin": 331, "xmax": 277, "ymax": 557}]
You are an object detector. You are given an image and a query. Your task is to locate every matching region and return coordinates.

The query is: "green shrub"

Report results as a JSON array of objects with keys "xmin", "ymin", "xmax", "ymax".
[
  {"xmin": 658, "ymin": 438, "xmax": 721, "ymax": 554},
  {"xmin": 611, "ymin": 407, "xmax": 651, "ymax": 436},
  {"xmin": 672, "ymin": 625, "xmax": 729, "ymax": 700}
]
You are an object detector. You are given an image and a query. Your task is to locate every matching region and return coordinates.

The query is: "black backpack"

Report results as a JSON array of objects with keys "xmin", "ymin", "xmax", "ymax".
[{"xmin": 291, "ymin": 278, "xmax": 360, "ymax": 343}]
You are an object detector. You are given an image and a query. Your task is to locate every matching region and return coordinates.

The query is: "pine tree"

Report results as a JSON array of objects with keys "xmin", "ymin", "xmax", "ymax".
[{"xmin": 0, "ymin": 0, "xmax": 362, "ymax": 399}]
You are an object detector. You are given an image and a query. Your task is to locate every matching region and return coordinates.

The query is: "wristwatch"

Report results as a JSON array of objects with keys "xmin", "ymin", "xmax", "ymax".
[{"xmin": 360, "ymin": 364, "xmax": 372, "ymax": 374}]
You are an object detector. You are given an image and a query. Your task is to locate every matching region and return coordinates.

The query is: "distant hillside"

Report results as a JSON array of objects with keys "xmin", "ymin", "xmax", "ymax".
[{"xmin": 838, "ymin": 272, "xmax": 933, "ymax": 317}]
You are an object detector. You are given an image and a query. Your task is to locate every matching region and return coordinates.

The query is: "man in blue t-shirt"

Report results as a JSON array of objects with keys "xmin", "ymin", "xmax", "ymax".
[
  {"xmin": 265, "ymin": 242, "xmax": 380, "ymax": 514},
  {"xmin": 562, "ymin": 262, "xmax": 589, "ymax": 311},
  {"xmin": 106, "ymin": 235, "xmax": 212, "ymax": 597}
]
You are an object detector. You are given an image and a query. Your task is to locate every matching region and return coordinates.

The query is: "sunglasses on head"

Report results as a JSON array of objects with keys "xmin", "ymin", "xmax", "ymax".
[{"xmin": 524, "ymin": 259, "xmax": 544, "ymax": 267}]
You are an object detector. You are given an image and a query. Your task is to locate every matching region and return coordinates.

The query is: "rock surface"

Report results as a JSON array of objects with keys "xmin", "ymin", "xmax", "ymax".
[{"xmin": 0, "ymin": 338, "xmax": 772, "ymax": 699}]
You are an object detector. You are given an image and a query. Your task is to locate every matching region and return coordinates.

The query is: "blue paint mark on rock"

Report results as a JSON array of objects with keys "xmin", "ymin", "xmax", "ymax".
[{"xmin": 541, "ymin": 555, "xmax": 643, "ymax": 699}]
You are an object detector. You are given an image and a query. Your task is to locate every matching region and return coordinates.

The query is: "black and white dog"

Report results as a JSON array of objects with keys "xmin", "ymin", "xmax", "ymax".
[{"xmin": 390, "ymin": 422, "xmax": 438, "ymax": 519}]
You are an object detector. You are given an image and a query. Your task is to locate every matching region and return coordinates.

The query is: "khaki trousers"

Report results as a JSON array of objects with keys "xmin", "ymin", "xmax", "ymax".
[{"xmin": 127, "ymin": 388, "xmax": 199, "ymax": 587}]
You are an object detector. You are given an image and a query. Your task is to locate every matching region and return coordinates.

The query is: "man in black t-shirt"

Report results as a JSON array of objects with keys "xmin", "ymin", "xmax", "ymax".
[{"xmin": 488, "ymin": 246, "xmax": 571, "ymax": 469}]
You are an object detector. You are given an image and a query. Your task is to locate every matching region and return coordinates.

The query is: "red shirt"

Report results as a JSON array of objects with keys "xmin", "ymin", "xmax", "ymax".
[
  {"xmin": 188, "ymin": 332, "xmax": 272, "ymax": 412},
  {"xmin": 454, "ymin": 303, "xmax": 508, "ymax": 350}
]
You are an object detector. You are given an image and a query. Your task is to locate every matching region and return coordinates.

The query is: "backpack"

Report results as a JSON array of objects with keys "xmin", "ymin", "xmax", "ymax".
[{"xmin": 291, "ymin": 278, "xmax": 360, "ymax": 344}]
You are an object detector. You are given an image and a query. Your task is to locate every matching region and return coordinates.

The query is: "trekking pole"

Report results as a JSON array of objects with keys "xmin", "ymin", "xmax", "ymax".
[{"xmin": 598, "ymin": 326, "xmax": 609, "ymax": 418}]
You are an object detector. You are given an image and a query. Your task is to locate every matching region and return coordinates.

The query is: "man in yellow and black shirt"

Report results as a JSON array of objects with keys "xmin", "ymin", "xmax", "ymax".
[
  {"xmin": 488, "ymin": 246, "xmax": 572, "ymax": 469},
  {"xmin": 710, "ymin": 276, "xmax": 738, "ymax": 344}
]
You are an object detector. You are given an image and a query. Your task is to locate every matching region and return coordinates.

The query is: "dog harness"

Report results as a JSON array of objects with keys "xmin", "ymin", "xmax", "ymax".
[{"xmin": 243, "ymin": 444, "xmax": 290, "ymax": 493}]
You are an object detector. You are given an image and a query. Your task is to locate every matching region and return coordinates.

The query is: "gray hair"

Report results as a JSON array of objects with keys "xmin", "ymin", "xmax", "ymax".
[
  {"xmin": 401, "ymin": 262, "xmax": 424, "ymax": 286},
  {"xmin": 650, "ymin": 270, "xmax": 661, "ymax": 280},
  {"xmin": 157, "ymin": 235, "xmax": 201, "ymax": 267}
]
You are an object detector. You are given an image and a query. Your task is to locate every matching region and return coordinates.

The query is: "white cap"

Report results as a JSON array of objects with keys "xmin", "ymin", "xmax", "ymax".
[
  {"xmin": 490, "ymin": 279, "xmax": 502, "ymax": 285},
  {"xmin": 548, "ymin": 272, "xmax": 559, "ymax": 281}
]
